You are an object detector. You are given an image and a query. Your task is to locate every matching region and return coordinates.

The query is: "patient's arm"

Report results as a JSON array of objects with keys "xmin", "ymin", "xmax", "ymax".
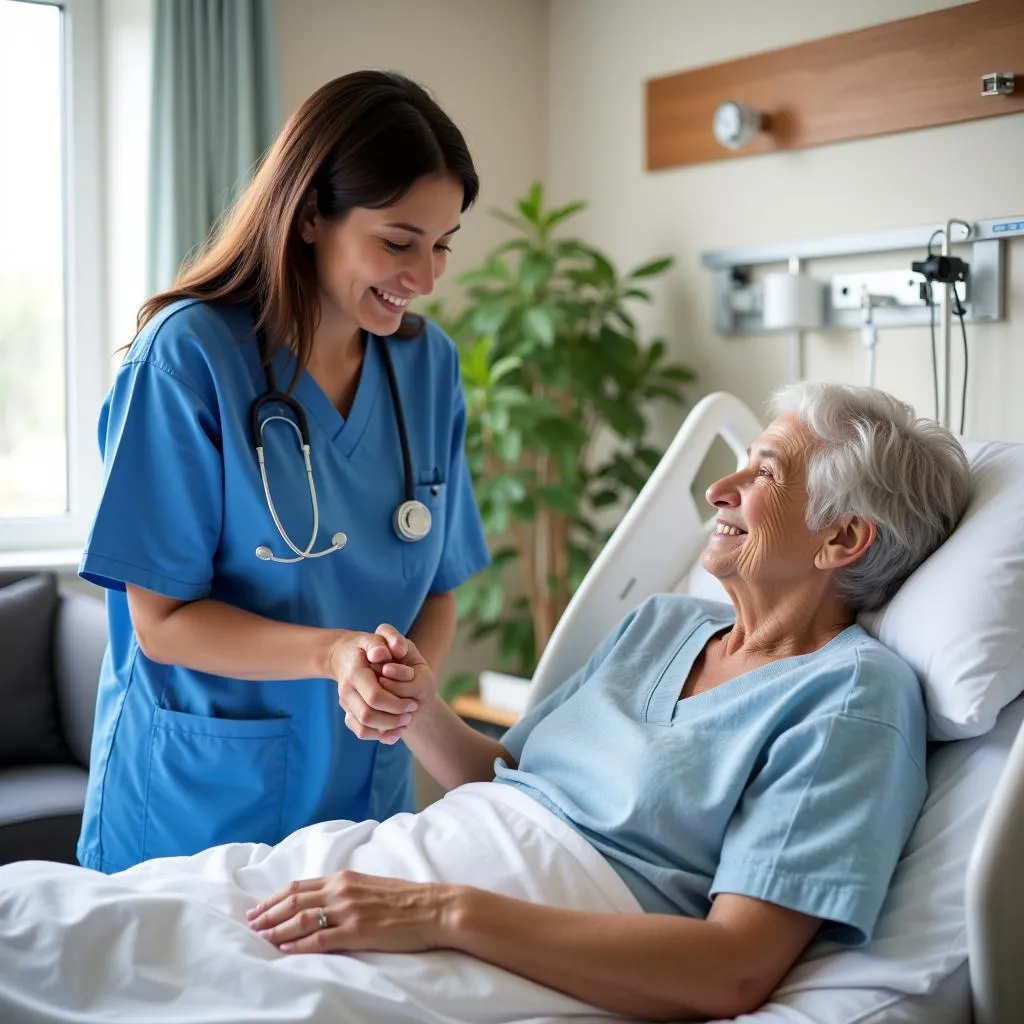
[
  {"xmin": 249, "ymin": 871, "xmax": 816, "ymax": 1021},
  {"xmin": 401, "ymin": 691, "xmax": 516, "ymax": 790},
  {"xmin": 447, "ymin": 888, "xmax": 819, "ymax": 1020}
]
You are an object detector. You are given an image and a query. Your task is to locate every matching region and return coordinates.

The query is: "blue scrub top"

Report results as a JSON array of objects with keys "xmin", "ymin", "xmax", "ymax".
[{"xmin": 77, "ymin": 300, "xmax": 490, "ymax": 873}]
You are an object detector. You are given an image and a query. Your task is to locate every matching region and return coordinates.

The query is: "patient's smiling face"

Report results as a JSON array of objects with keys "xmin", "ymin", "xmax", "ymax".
[{"xmin": 700, "ymin": 414, "xmax": 825, "ymax": 587}]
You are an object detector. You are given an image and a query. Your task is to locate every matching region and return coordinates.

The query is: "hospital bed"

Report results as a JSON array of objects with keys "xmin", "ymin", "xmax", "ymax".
[
  {"xmin": 531, "ymin": 391, "xmax": 1024, "ymax": 1024},
  {"xmin": 2, "ymin": 393, "xmax": 1023, "ymax": 1024}
]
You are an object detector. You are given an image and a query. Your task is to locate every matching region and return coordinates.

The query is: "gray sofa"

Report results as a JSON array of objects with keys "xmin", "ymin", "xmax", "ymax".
[{"xmin": 0, "ymin": 569, "xmax": 107, "ymax": 865}]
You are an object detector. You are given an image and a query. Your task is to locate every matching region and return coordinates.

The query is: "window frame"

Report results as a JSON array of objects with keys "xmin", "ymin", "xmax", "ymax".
[{"xmin": 0, "ymin": 0, "xmax": 105, "ymax": 563}]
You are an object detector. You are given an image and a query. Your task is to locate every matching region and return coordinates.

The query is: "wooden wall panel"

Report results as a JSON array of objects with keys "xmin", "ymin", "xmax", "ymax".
[{"xmin": 646, "ymin": 0, "xmax": 1024, "ymax": 171}]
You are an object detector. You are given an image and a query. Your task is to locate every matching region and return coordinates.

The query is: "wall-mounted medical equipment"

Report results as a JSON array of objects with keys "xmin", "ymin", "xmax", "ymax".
[{"xmin": 700, "ymin": 214, "xmax": 1024, "ymax": 432}]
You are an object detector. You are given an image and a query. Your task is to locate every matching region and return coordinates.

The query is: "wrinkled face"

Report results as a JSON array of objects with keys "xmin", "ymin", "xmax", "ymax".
[
  {"xmin": 302, "ymin": 172, "xmax": 464, "ymax": 336},
  {"xmin": 700, "ymin": 413, "xmax": 825, "ymax": 586}
]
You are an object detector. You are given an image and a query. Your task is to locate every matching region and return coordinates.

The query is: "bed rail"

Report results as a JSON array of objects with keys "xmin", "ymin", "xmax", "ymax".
[{"xmin": 966, "ymin": 709, "xmax": 1024, "ymax": 1024}]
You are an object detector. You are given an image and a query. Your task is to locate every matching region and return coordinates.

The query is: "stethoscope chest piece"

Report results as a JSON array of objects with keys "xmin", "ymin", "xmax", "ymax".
[{"xmin": 393, "ymin": 499, "xmax": 432, "ymax": 543}]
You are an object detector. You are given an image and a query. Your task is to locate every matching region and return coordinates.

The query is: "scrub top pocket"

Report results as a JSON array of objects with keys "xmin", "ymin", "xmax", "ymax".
[
  {"xmin": 402, "ymin": 480, "xmax": 448, "ymax": 582},
  {"xmin": 142, "ymin": 707, "xmax": 291, "ymax": 860}
]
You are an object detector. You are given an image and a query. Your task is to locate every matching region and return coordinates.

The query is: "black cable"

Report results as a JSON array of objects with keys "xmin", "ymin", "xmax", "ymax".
[
  {"xmin": 927, "ymin": 228, "xmax": 944, "ymax": 257},
  {"xmin": 924, "ymin": 282, "xmax": 940, "ymax": 424},
  {"xmin": 955, "ymin": 295, "xmax": 968, "ymax": 435}
]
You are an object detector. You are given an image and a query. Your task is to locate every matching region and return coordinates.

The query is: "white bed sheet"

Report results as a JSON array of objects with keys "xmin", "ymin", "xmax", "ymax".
[
  {"xmin": 0, "ymin": 782, "xmax": 637, "ymax": 1024},
  {"xmin": 3, "ymin": 698, "xmax": 1013, "ymax": 1024}
]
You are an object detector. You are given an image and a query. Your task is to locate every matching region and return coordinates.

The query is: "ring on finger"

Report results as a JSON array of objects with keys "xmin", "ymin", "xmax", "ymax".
[{"xmin": 316, "ymin": 907, "xmax": 329, "ymax": 931}]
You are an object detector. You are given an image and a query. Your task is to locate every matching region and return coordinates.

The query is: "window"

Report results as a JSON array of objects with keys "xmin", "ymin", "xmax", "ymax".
[{"xmin": 0, "ymin": 0, "xmax": 103, "ymax": 560}]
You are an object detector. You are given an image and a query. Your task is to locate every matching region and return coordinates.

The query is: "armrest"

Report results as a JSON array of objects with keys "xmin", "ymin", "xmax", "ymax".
[{"xmin": 53, "ymin": 588, "xmax": 108, "ymax": 768}]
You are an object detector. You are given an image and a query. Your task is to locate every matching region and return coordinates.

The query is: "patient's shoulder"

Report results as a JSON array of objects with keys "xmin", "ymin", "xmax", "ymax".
[{"xmin": 824, "ymin": 628, "xmax": 926, "ymax": 750}]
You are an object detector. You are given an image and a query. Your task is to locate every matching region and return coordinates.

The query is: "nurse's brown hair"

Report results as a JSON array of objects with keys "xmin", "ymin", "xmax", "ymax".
[{"xmin": 136, "ymin": 70, "xmax": 478, "ymax": 380}]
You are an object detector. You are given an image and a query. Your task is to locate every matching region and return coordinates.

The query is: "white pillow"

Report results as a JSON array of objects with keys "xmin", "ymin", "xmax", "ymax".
[
  {"xmin": 685, "ymin": 438, "xmax": 1024, "ymax": 742},
  {"xmin": 706, "ymin": 694, "xmax": 1024, "ymax": 1024},
  {"xmin": 859, "ymin": 439, "xmax": 1024, "ymax": 740}
]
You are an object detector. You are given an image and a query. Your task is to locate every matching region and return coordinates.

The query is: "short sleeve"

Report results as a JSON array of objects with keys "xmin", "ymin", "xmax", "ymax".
[
  {"xmin": 710, "ymin": 712, "xmax": 927, "ymax": 946},
  {"xmin": 499, "ymin": 606, "xmax": 639, "ymax": 764},
  {"xmin": 428, "ymin": 359, "xmax": 490, "ymax": 595},
  {"xmin": 80, "ymin": 359, "xmax": 223, "ymax": 601}
]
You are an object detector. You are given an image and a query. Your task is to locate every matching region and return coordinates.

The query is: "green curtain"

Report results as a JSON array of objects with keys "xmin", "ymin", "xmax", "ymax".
[{"xmin": 147, "ymin": 0, "xmax": 280, "ymax": 292}]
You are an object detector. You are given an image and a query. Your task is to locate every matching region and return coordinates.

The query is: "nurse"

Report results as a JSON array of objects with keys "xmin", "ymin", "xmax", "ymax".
[{"xmin": 76, "ymin": 70, "xmax": 490, "ymax": 873}]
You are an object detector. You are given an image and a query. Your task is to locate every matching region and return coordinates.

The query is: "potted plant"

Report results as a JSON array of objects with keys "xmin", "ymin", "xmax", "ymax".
[{"xmin": 432, "ymin": 183, "xmax": 694, "ymax": 704}]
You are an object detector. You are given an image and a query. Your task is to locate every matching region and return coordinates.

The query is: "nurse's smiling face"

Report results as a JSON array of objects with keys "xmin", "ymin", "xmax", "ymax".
[{"xmin": 301, "ymin": 172, "xmax": 465, "ymax": 339}]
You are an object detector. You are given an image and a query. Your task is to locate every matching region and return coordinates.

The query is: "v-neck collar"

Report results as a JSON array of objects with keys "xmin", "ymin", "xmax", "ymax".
[
  {"xmin": 271, "ymin": 334, "xmax": 385, "ymax": 458},
  {"xmin": 643, "ymin": 614, "xmax": 863, "ymax": 726}
]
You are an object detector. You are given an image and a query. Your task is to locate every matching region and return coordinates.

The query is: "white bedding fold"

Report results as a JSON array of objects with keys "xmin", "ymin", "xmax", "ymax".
[{"xmin": 0, "ymin": 782, "xmax": 642, "ymax": 1024}]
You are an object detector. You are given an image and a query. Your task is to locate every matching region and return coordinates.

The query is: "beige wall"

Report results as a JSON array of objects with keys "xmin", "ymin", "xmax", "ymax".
[
  {"xmin": 548, "ymin": 0, "xmax": 1024, "ymax": 444},
  {"xmin": 276, "ymin": 0, "xmax": 549, "ymax": 308}
]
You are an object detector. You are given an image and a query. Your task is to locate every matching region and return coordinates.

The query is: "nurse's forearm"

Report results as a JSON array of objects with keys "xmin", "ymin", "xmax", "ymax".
[{"xmin": 126, "ymin": 586, "xmax": 344, "ymax": 681}]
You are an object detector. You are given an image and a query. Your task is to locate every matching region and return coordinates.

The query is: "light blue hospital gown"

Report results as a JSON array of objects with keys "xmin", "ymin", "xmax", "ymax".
[
  {"xmin": 77, "ymin": 300, "xmax": 490, "ymax": 872},
  {"xmin": 496, "ymin": 594, "xmax": 927, "ymax": 945}
]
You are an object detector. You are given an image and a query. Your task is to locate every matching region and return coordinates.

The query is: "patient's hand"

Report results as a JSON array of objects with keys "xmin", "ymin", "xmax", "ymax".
[
  {"xmin": 337, "ymin": 629, "xmax": 436, "ymax": 746},
  {"xmin": 246, "ymin": 870, "xmax": 458, "ymax": 954}
]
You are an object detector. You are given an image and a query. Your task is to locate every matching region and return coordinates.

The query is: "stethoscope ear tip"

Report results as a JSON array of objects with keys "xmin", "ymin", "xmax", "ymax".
[
  {"xmin": 331, "ymin": 532, "xmax": 348, "ymax": 549},
  {"xmin": 255, "ymin": 545, "xmax": 273, "ymax": 561}
]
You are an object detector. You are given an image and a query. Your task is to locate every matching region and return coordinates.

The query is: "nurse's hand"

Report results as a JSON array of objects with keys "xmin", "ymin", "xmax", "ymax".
[
  {"xmin": 331, "ymin": 627, "xmax": 417, "ymax": 744},
  {"xmin": 246, "ymin": 870, "xmax": 460, "ymax": 954}
]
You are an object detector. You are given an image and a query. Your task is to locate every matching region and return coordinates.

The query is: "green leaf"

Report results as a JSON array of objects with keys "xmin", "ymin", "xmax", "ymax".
[
  {"xmin": 454, "ymin": 585, "xmax": 479, "ymax": 619},
  {"xmin": 541, "ymin": 200, "xmax": 586, "ymax": 232},
  {"xmin": 478, "ymin": 585, "xmax": 505, "ymax": 623},
  {"xmin": 483, "ymin": 503, "xmax": 511, "ymax": 535},
  {"xmin": 538, "ymin": 483, "xmax": 580, "ymax": 517},
  {"xmin": 491, "ymin": 385, "xmax": 533, "ymax": 409},
  {"xmin": 610, "ymin": 306, "xmax": 636, "ymax": 332},
  {"xmin": 470, "ymin": 301, "xmax": 512, "ymax": 335},
  {"xmin": 439, "ymin": 672, "xmax": 478, "ymax": 704},
  {"xmin": 495, "ymin": 429, "xmax": 523, "ymax": 462},
  {"xmin": 518, "ymin": 251, "xmax": 553, "ymax": 296},
  {"xmin": 629, "ymin": 256, "xmax": 673, "ymax": 278},
  {"xmin": 458, "ymin": 258, "xmax": 511, "ymax": 287},
  {"xmin": 658, "ymin": 366, "xmax": 696, "ymax": 382},
  {"xmin": 590, "ymin": 488, "xmax": 619, "ymax": 508},
  {"xmin": 489, "ymin": 355, "xmax": 523, "ymax": 382},
  {"xmin": 635, "ymin": 445, "xmax": 663, "ymax": 470},
  {"xmin": 490, "ymin": 208, "xmax": 529, "ymax": 233},
  {"xmin": 522, "ymin": 306, "xmax": 556, "ymax": 347},
  {"xmin": 491, "ymin": 475, "xmax": 528, "ymax": 505},
  {"xmin": 517, "ymin": 181, "xmax": 544, "ymax": 224}
]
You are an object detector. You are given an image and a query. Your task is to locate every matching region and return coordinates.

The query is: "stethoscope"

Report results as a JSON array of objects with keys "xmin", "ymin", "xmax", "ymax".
[{"xmin": 250, "ymin": 327, "xmax": 432, "ymax": 564}]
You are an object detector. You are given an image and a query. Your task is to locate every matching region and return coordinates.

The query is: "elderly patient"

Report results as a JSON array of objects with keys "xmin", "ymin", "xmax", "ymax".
[{"xmin": 6, "ymin": 383, "xmax": 972, "ymax": 1022}]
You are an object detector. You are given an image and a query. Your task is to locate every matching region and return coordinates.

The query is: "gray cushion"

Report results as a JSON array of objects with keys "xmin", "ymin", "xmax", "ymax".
[
  {"xmin": 0, "ymin": 765, "xmax": 88, "ymax": 825},
  {"xmin": 0, "ymin": 574, "xmax": 70, "ymax": 766},
  {"xmin": 0, "ymin": 766, "xmax": 87, "ymax": 865},
  {"xmin": 53, "ymin": 590, "xmax": 108, "ymax": 766}
]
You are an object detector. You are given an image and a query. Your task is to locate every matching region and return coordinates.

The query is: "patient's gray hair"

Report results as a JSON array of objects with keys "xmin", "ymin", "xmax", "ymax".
[{"xmin": 768, "ymin": 382, "xmax": 971, "ymax": 612}]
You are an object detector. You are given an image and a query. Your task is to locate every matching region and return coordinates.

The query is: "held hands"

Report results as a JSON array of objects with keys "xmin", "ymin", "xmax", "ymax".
[
  {"xmin": 246, "ymin": 870, "xmax": 461, "ymax": 954},
  {"xmin": 331, "ymin": 624, "xmax": 437, "ymax": 745}
]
